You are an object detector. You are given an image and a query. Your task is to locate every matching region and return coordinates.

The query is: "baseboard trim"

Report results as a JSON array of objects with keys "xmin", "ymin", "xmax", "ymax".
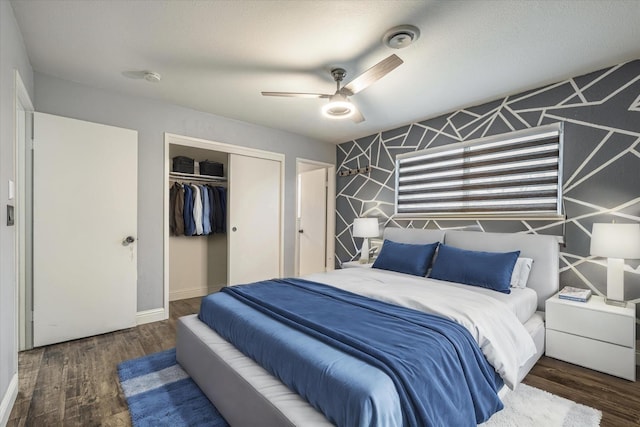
[
  {"xmin": 0, "ymin": 373, "xmax": 18, "ymax": 427},
  {"xmin": 136, "ymin": 308, "xmax": 167, "ymax": 325},
  {"xmin": 170, "ymin": 287, "xmax": 209, "ymax": 302}
]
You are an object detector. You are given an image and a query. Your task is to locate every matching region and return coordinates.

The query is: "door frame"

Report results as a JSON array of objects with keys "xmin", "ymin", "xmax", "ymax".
[
  {"xmin": 163, "ymin": 133, "xmax": 285, "ymax": 316},
  {"xmin": 14, "ymin": 70, "xmax": 34, "ymax": 351},
  {"xmin": 294, "ymin": 158, "xmax": 335, "ymax": 276}
]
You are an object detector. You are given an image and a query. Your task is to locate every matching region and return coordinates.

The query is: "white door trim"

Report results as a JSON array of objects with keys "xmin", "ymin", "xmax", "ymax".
[
  {"xmin": 294, "ymin": 158, "xmax": 336, "ymax": 276},
  {"xmin": 163, "ymin": 133, "xmax": 285, "ymax": 313},
  {"xmin": 14, "ymin": 69, "xmax": 34, "ymax": 353},
  {"xmin": 7, "ymin": 69, "xmax": 33, "ymax": 427}
]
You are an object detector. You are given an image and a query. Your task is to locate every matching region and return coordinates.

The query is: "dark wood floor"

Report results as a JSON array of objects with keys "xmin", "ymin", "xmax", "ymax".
[
  {"xmin": 7, "ymin": 297, "xmax": 640, "ymax": 426},
  {"xmin": 7, "ymin": 297, "xmax": 201, "ymax": 427},
  {"xmin": 524, "ymin": 358, "xmax": 640, "ymax": 426}
]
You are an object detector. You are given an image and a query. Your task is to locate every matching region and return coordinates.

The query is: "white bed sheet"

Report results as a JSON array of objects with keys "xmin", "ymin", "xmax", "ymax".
[
  {"xmin": 336, "ymin": 266, "xmax": 538, "ymax": 323},
  {"xmin": 305, "ymin": 268, "xmax": 537, "ymax": 389},
  {"xmin": 425, "ymin": 276, "xmax": 538, "ymax": 324}
]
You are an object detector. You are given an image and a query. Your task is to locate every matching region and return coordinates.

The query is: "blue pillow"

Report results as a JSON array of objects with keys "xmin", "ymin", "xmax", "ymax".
[
  {"xmin": 429, "ymin": 244, "xmax": 520, "ymax": 294},
  {"xmin": 372, "ymin": 240, "xmax": 439, "ymax": 276}
]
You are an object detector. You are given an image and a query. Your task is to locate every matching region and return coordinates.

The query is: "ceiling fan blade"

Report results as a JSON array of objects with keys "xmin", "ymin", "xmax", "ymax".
[
  {"xmin": 261, "ymin": 91, "xmax": 331, "ymax": 99},
  {"xmin": 342, "ymin": 54, "xmax": 404, "ymax": 96},
  {"xmin": 351, "ymin": 107, "xmax": 365, "ymax": 123}
]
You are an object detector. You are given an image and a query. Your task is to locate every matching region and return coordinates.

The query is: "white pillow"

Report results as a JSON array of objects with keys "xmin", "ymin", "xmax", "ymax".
[{"xmin": 510, "ymin": 257, "xmax": 533, "ymax": 288}]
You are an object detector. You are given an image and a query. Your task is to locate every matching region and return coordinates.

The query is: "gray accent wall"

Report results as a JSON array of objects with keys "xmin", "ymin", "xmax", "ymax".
[
  {"xmin": 0, "ymin": 0, "xmax": 34, "ymax": 417},
  {"xmin": 336, "ymin": 60, "xmax": 640, "ymax": 302},
  {"xmin": 34, "ymin": 72, "xmax": 335, "ymax": 312}
]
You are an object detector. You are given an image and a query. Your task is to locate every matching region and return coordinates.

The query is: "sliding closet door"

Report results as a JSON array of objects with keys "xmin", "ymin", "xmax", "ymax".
[
  {"xmin": 228, "ymin": 154, "xmax": 281, "ymax": 285},
  {"xmin": 33, "ymin": 113, "xmax": 138, "ymax": 347}
]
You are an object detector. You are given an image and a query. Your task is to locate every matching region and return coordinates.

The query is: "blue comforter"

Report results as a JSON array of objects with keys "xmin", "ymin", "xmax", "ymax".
[{"xmin": 199, "ymin": 278, "xmax": 503, "ymax": 426}]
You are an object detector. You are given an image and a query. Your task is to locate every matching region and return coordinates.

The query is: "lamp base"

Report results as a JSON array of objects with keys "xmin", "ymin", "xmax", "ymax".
[
  {"xmin": 605, "ymin": 297, "xmax": 627, "ymax": 308},
  {"xmin": 359, "ymin": 238, "xmax": 370, "ymax": 264},
  {"xmin": 606, "ymin": 257, "xmax": 625, "ymax": 302}
]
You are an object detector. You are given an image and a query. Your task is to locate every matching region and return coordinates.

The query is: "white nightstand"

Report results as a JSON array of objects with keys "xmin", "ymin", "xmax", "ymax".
[
  {"xmin": 341, "ymin": 260, "xmax": 374, "ymax": 269},
  {"xmin": 546, "ymin": 293, "xmax": 636, "ymax": 381}
]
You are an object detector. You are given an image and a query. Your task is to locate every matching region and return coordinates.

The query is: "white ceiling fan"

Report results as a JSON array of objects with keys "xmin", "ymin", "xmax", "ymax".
[{"xmin": 261, "ymin": 54, "xmax": 404, "ymax": 123}]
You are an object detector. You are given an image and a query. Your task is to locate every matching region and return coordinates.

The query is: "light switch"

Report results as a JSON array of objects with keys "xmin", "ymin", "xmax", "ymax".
[{"xmin": 7, "ymin": 205, "xmax": 14, "ymax": 226}]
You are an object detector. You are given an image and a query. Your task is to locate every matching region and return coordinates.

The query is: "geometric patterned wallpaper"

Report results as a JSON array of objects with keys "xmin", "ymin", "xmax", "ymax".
[{"xmin": 336, "ymin": 59, "xmax": 640, "ymax": 303}]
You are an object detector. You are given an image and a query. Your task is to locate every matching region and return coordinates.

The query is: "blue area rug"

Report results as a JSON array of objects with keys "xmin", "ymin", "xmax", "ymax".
[
  {"xmin": 117, "ymin": 348, "xmax": 229, "ymax": 427},
  {"xmin": 118, "ymin": 349, "xmax": 602, "ymax": 427}
]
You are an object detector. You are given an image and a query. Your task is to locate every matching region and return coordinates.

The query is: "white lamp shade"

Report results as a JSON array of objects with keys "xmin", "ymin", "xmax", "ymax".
[
  {"xmin": 590, "ymin": 223, "xmax": 640, "ymax": 259},
  {"xmin": 352, "ymin": 218, "xmax": 379, "ymax": 238}
]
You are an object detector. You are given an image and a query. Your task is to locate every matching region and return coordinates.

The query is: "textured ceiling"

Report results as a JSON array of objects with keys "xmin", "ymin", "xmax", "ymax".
[{"xmin": 10, "ymin": 0, "xmax": 640, "ymax": 144}]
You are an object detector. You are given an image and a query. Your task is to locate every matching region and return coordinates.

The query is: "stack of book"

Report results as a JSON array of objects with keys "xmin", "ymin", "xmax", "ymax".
[{"xmin": 558, "ymin": 286, "xmax": 592, "ymax": 302}]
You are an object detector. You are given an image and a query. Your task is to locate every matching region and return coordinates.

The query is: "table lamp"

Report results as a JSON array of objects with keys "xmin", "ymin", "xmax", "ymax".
[
  {"xmin": 353, "ymin": 218, "xmax": 379, "ymax": 263},
  {"xmin": 590, "ymin": 222, "xmax": 640, "ymax": 306}
]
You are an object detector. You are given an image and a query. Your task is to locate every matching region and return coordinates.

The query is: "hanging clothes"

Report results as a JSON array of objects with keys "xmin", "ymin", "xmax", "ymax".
[
  {"xmin": 191, "ymin": 184, "xmax": 204, "ymax": 235},
  {"xmin": 210, "ymin": 185, "xmax": 223, "ymax": 233},
  {"xmin": 174, "ymin": 183, "xmax": 185, "ymax": 236},
  {"xmin": 202, "ymin": 185, "xmax": 212, "ymax": 235},
  {"xmin": 169, "ymin": 181, "xmax": 226, "ymax": 237},
  {"xmin": 183, "ymin": 184, "xmax": 195, "ymax": 236},
  {"xmin": 169, "ymin": 182, "xmax": 179, "ymax": 235},
  {"xmin": 206, "ymin": 185, "xmax": 215, "ymax": 234},
  {"xmin": 217, "ymin": 186, "xmax": 227, "ymax": 233},
  {"xmin": 170, "ymin": 182, "xmax": 185, "ymax": 236}
]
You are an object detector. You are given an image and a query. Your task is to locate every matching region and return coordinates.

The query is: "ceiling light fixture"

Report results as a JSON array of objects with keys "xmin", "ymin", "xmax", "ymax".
[
  {"xmin": 383, "ymin": 25, "xmax": 420, "ymax": 49},
  {"xmin": 322, "ymin": 94, "xmax": 355, "ymax": 119}
]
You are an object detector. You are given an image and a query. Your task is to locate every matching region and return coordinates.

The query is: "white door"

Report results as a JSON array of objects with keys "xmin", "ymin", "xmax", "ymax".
[
  {"xmin": 33, "ymin": 113, "xmax": 138, "ymax": 347},
  {"xmin": 298, "ymin": 168, "xmax": 327, "ymax": 276},
  {"xmin": 228, "ymin": 154, "xmax": 281, "ymax": 285}
]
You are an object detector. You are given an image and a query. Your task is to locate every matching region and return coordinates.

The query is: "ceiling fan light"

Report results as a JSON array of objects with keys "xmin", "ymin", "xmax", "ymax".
[{"xmin": 322, "ymin": 100, "xmax": 355, "ymax": 119}]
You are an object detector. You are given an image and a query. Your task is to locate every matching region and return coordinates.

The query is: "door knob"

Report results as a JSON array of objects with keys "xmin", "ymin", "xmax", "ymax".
[
  {"xmin": 122, "ymin": 236, "xmax": 136, "ymax": 246},
  {"xmin": 232, "ymin": 227, "xmax": 237, "ymax": 232}
]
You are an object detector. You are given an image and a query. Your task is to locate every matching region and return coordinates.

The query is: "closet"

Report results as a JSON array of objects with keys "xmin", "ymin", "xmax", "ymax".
[
  {"xmin": 169, "ymin": 145, "xmax": 228, "ymax": 301},
  {"xmin": 166, "ymin": 134, "xmax": 284, "ymax": 303}
]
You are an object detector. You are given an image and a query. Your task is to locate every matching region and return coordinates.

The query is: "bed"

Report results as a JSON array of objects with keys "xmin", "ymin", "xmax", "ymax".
[{"xmin": 176, "ymin": 228, "xmax": 559, "ymax": 426}]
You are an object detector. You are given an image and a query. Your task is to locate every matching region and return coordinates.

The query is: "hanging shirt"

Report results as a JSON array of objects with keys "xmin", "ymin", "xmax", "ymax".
[
  {"xmin": 207, "ymin": 185, "xmax": 215, "ymax": 233},
  {"xmin": 191, "ymin": 184, "xmax": 204, "ymax": 235},
  {"xmin": 174, "ymin": 183, "xmax": 185, "ymax": 236},
  {"xmin": 169, "ymin": 182, "xmax": 179, "ymax": 235},
  {"xmin": 171, "ymin": 182, "xmax": 185, "ymax": 236},
  {"xmin": 217, "ymin": 186, "xmax": 227, "ymax": 233},
  {"xmin": 183, "ymin": 184, "xmax": 195, "ymax": 236},
  {"xmin": 202, "ymin": 185, "xmax": 211, "ymax": 235},
  {"xmin": 211, "ymin": 186, "xmax": 223, "ymax": 233}
]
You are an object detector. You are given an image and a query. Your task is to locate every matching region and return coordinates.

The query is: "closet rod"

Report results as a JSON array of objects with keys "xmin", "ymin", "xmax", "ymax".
[{"xmin": 169, "ymin": 171, "xmax": 227, "ymax": 184}]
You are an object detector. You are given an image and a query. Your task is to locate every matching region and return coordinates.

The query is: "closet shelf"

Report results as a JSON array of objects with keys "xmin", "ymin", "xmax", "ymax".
[{"xmin": 169, "ymin": 171, "xmax": 227, "ymax": 183}]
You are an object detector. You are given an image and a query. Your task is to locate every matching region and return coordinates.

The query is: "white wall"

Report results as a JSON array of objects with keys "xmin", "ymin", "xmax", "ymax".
[
  {"xmin": 34, "ymin": 72, "xmax": 335, "ymax": 312},
  {"xmin": 0, "ymin": 1, "xmax": 34, "ymax": 422}
]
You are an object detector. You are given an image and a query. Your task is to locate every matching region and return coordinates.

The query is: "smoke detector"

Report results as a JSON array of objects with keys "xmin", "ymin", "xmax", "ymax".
[
  {"xmin": 383, "ymin": 25, "xmax": 420, "ymax": 49},
  {"xmin": 144, "ymin": 71, "xmax": 162, "ymax": 83}
]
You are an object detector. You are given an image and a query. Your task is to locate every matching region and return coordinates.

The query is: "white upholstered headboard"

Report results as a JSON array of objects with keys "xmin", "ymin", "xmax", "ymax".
[{"xmin": 381, "ymin": 228, "xmax": 560, "ymax": 311}]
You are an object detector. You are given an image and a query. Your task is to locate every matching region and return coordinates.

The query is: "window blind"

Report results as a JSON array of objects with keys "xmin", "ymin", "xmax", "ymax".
[{"xmin": 395, "ymin": 123, "xmax": 563, "ymax": 218}]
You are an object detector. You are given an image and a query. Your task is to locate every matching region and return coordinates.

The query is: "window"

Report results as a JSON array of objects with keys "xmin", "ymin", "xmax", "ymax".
[{"xmin": 395, "ymin": 123, "xmax": 563, "ymax": 218}]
